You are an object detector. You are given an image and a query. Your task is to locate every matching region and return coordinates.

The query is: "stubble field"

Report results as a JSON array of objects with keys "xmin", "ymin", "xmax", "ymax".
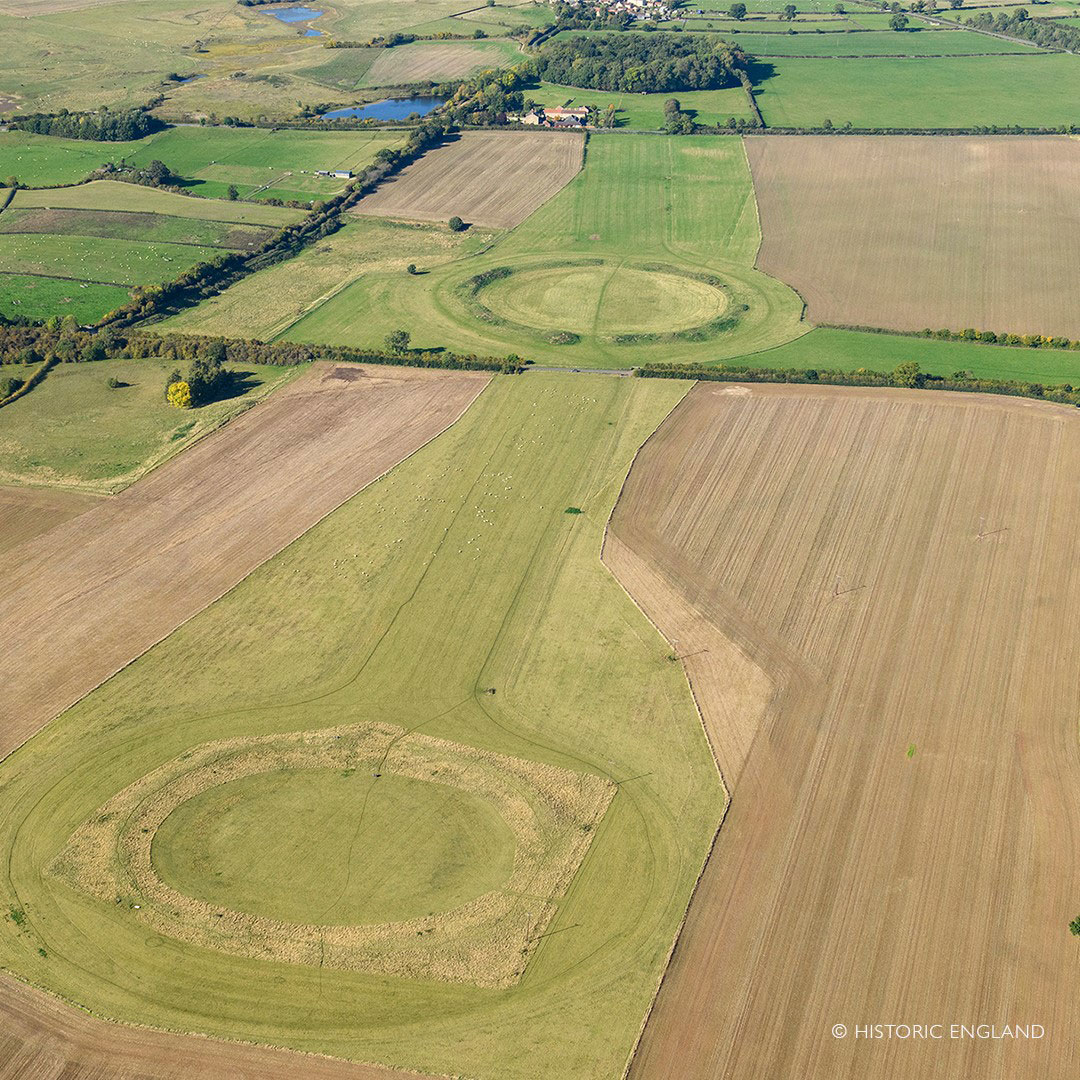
[
  {"xmin": 607, "ymin": 382, "xmax": 1080, "ymax": 1080},
  {"xmin": 747, "ymin": 135, "xmax": 1080, "ymax": 340},
  {"xmin": 353, "ymin": 130, "xmax": 585, "ymax": 229},
  {"xmin": 360, "ymin": 40, "xmax": 522, "ymax": 86}
]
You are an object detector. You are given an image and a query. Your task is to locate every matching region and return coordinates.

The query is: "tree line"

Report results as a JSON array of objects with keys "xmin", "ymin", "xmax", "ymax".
[
  {"xmin": 964, "ymin": 8, "xmax": 1080, "ymax": 50},
  {"xmin": 532, "ymin": 33, "xmax": 749, "ymax": 93},
  {"xmin": 9, "ymin": 107, "xmax": 163, "ymax": 142}
]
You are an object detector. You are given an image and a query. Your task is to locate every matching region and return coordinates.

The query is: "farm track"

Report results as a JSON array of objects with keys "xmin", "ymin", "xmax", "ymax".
[
  {"xmin": 353, "ymin": 131, "xmax": 585, "ymax": 230},
  {"xmin": 746, "ymin": 135, "xmax": 1080, "ymax": 339},
  {"xmin": 611, "ymin": 383, "xmax": 1080, "ymax": 1080},
  {"xmin": 0, "ymin": 362, "xmax": 488, "ymax": 759}
]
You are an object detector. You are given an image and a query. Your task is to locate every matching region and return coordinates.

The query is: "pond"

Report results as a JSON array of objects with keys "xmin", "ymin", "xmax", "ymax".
[
  {"xmin": 320, "ymin": 97, "xmax": 448, "ymax": 121},
  {"xmin": 263, "ymin": 6, "xmax": 324, "ymax": 24}
]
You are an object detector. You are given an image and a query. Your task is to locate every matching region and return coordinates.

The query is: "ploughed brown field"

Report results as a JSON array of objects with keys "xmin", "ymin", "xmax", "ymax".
[
  {"xmin": 0, "ymin": 361, "xmax": 486, "ymax": 1079},
  {"xmin": 746, "ymin": 135, "xmax": 1080, "ymax": 340},
  {"xmin": 0, "ymin": 972, "xmax": 417, "ymax": 1080},
  {"xmin": 353, "ymin": 131, "xmax": 584, "ymax": 229},
  {"xmin": 0, "ymin": 361, "xmax": 487, "ymax": 757},
  {"xmin": 0, "ymin": 485, "xmax": 100, "ymax": 555},
  {"xmin": 608, "ymin": 382, "xmax": 1080, "ymax": 1080}
]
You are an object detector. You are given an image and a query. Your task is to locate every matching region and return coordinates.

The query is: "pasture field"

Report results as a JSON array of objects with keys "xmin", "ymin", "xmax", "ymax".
[
  {"xmin": 162, "ymin": 215, "xmax": 498, "ymax": 340},
  {"xmin": 0, "ymin": 131, "xmax": 149, "ymax": 187},
  {"xmin": 0, "ymin": 373, "xmax": 722, "ymax": 1080},
  {"xmin": 0, "ymin": 181, "xmax": 303, "ymax": 321},
  {"xmin": 0, "ymin": 357, "xmax": 298, "ymax": 493},
  {"xmin": 742, "ymin": 326, "xmax": 1080, "ymax": 385},
  {"xmin": 534, "ymin": 81, "xmax": 755, "ymax": 128},
  {"xmin": 0, "ymin": 129, "xmax": 402, "ymax": 203},
  {"xmin": 0, "ymin": 485, "xmax": 99, "ymax": 557},
  {"xmin": 288, "ymin": 134, "xmax": 807, "ymax": 366},
  {"xmin": 0, "ymin": 274, "xmax": 128, "ymax": 324},
  {"xmin": 354, "ymin": 130, "xmax": 584, "ymax": 228},
  {"xmin": 728, "ymin": 28, "xmax": 1039, "ymax": 55},
  {"xmin": 117, "ymin": 127, "xmax": 406, "ymax": 204},
  {"xmin": 0, "ymin": 233, "xmax": 219, "ymax": 287},
  {"xmin": 11, "ymin": 181, "xmax": 306, "ymax": 225},
  {"xmin": 746, "ymin": 135, "xmax": 1080, "ymax": 340},
  {"xmin": 611, "ymin": 382, "xmax": 1080, "ymax": 1080},
  {"xmin": 360, "ymin": 40, "xmax": 523, "ymax": 86},
  {"xmin": 751, "ymin": 53, "xmax": 1080, "ymax": 128},
  {"xmin": 0, "ymin": 178, "xmax": 304, "ymax": 319}
]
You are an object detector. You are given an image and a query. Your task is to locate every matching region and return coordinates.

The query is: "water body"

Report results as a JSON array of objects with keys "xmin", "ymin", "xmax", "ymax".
[
  {"xmin": 263, "ymin": 6, "xmax": 324, "ymax": 24},
  {"xmin": 178, "ymin": 73, "xmax": 207, "ymax": 84},
  {"xmin": 304, "ymin": 27, "xmax": 323, "ymax": 36},
  {"xmin": 320, "ymin": 97, "xmax": 448, "ymax": 121}
]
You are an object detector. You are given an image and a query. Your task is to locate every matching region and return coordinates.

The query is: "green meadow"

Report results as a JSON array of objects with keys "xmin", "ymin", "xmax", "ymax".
[
  {"xmin": 729, "ymin": 28, "xmax": 1038, "ymax": 56},
  {"xmin": 0, "ymin": 128, "xmax": 403, "ymax": 203},
  {"xmin": 737, "ymin": 327, "xmax": 1080, "ymax": 385},
  {"xmin": 0, "ymin": 373, "xmax": 722, "ymax": 1079},
  {"xmin": 752, "ymin": 53, "xmax": 1080, "ymax": 128},
  {"xmin": 0, "ymin": 357, "xmax": 298, "ymax": 492}
]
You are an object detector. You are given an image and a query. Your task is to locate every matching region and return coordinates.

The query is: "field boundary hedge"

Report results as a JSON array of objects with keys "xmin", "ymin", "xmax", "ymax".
[{"xmin": 633, "ymin": 361, "xmax": 1080, "ymax": 407}]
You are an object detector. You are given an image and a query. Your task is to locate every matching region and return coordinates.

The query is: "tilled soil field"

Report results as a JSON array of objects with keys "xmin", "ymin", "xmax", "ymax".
[
  {"xmin": 609, "ymin": 382, "xmax": 1080, "ymax": 1080},
  {"xmin": 0, "ymin": 485, "xmax": 100, "ymax": 556},
  {"xmin": 353, "ymin": 131, "xmax": 584, "ymax": 229},
  {"xmin": 746, "ymin": 135, "xmax": 1080, "ymax": 339}
]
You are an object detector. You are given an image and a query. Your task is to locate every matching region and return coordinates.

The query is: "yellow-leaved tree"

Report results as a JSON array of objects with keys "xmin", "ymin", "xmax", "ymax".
[{"xmin": 167, "ymin": 380, "xmax": 192, "ymax": 409}]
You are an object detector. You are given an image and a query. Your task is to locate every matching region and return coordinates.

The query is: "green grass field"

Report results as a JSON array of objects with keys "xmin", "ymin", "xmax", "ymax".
[
  {"xmin": 0, "ymin": 275, "xmax": 129, "ymax": 326},
  {"xmin": 534, "ymin": 81, "xmax": 754, "ymax": 128},
  {"xmin": 0, "ymin": 129, "xmax": 403, "ymax": 204},
  {"xmin": 0, "ymin": 357, "xmax": 299, "ymax": 492},
  {"xmin": 737, "ymin": 326, "xmax": 1080, "ymax": 384},
  {"xmin": 752, "ymin": 53, "xmax": 1080, "ymax": 128},
  {"xmin": 0, "ymin": 373, "xmax": 722, "ymax": 1078},
  {"xmin": 0, "ymin": 181, "xmax": 303, "ymax": 322},
  {"xmin": 728, "ymin": 28, "xmax": 1039, "ymax": 56},
  {"xmin": 11, "ymin": 181, "xmax": 305, "ymax": 226},
  {"xmin": 0, "ymin": 233, "xmax": 220, "ymax": 288}
]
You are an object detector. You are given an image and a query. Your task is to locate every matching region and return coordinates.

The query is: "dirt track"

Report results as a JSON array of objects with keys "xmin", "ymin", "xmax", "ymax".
[
  {"xmin": 609, "ymin": 382, "xmax": 1080, "ymax": 1080},
  {"xmin": 746, "ymin": 135, "xmax": 1080, "ymax": 338},
  {"xmin": 0, "ymin": 362, "xmax": 486, "ymax": 1078},
  {"xmin": 353, "ymin": 131, "xmax": 584, "ymax": 229}
]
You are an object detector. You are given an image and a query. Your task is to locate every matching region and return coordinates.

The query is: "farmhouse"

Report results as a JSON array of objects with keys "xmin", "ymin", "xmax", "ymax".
[
  {"xmin": 315, "ymin": 169, "xmax": 353, "ymax": 179},
  {"xmin": 507, "ymin": 106, "xmax": 590, "ymax": 128}
]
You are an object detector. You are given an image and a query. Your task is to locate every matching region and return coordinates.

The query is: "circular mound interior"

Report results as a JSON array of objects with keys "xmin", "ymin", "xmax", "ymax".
[
  {"xmin": 151, "ymin": 769, "xmax": 517, "ymax": 925},
  {"xmin": 479, "ymin": 264, "xmax": 728, "ymax": 336}
]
